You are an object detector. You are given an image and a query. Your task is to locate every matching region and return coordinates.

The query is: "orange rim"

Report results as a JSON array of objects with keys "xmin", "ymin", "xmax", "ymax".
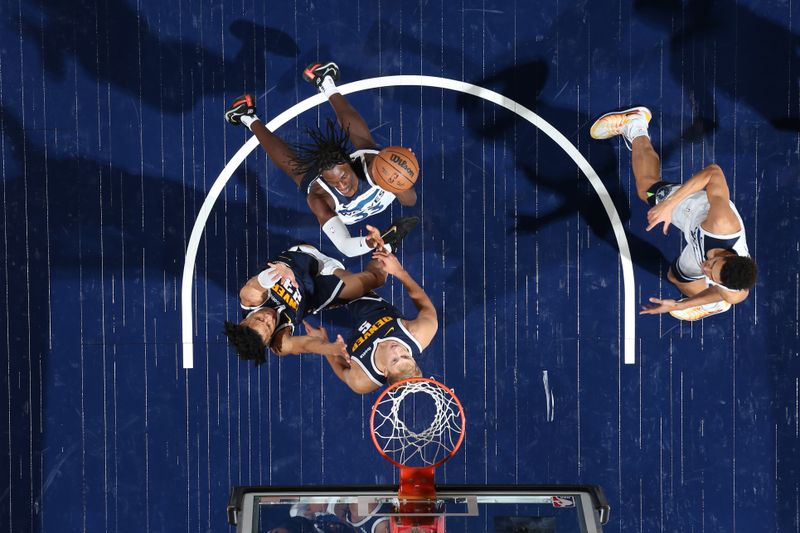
[{"xmin": 370, "ymin": 377, "xmax": 466, "ymax": 469}]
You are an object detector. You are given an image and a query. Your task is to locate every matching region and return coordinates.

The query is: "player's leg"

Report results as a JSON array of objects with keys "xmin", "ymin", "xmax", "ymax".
[
  {"xmin": 249, "ymin": 122, "xmax": 306, "ymax": 187},
  {"xmin": 666, "ymin": 267, "xmax": 732, "ymax": 321},
  {"xmin": 336, "ymin": 259, "xmax": 388, "ymax": 300},
  {"xmin": 224, "ymin": 94, "xmax": 305, "ymax": 186},
  {"xmin": 327, "ymin": 93, "xmax": 376, "ymax": 148},
  {"xmin": 289, "ymin": 244, "xmax": 386, "ymax": 300},
  {"xmin": 590, "ymin": 106, "xmax": 657, "ymax": 203},
  {"xmin": 631, "ymin": 136, "xmax": 663, "ymax": 203},
  {"xmin": 303, "ymin": 62, "xmax": 377, "ymax": 149}
]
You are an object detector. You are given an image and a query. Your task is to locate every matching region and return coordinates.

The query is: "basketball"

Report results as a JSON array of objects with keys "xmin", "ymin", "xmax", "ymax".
[{"xmin": 370, "ymin": 146, "xmax": 419, "ymax": 194}]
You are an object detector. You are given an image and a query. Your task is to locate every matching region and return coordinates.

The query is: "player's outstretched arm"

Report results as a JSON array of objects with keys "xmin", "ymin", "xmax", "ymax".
[
  {"xmin": 325, "ymin": 95, "xmax": 419, "ymax": 205},
  {"xmin": 307, "ymin": 195, "xmax": 387, "ymax": 257},
  {"xmin": 270, "ymin": 326, "xmax": 348, "ymax": 357},
  {"xmin": 239, "ymin": 262, "xmax": 298, "ymax": 306},
  {"xmin": 239, "ymin": 276, "xmax": 270, "ymax": 307},
  {"xmin": 371, "ymin": 250, "xmax": 438, "ymax": 348},
  {"xmin": 394, "ymin": 187, "xmax": 418, "ymax": 206},
  {"xmin": 303, "ymin": 320, "xmax": 378, "ymax": 394},
  {"xmin": 639, "ymin": 288, "xmax": 722, "ymax": 315},
  {"xmin": 670, "ymin": 164, "xmax": 726, "ymax": 201},
  {"xmin": 640, "ymin": 284, "xmax": 747, "ymax": 315},
  {"xmin": 322, "ymin": 354, "xmax": 378, "ymax": 394},
  {"xmin": 646, "ymin": 164, "xmax": 733, "ymax": 234}
]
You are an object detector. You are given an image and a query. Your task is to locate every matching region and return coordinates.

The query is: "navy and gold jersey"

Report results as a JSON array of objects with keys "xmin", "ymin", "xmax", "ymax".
[
  {"xmin": 241, "ymin": 249, "xmax": 344, "ymax": 336},
  {"xmin": 345, "ymin": 294, "xmax": 422, "ymax": 386}
]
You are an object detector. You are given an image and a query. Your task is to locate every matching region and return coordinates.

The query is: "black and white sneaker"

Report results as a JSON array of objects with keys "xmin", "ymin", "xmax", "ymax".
[
  {"xmin": 302, "ymin": 62, "xmax": 340, "ymax": 89},
  {"xmin": 381, "ymin": 216, "xmax": 419, "ymax": 252},
  {"xmin": 224, "ymin": 94, "xmax": 257, "ymax": 125}
]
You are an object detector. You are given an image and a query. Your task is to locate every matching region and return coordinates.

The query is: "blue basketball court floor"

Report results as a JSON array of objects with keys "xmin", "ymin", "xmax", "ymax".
[{"xmin": 1, "ymin": 0, "xmax": 799, "ymax": 531}]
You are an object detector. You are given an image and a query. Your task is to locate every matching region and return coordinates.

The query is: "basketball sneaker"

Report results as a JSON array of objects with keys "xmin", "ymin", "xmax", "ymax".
[
  {"xmin": 225, "ymin": 94, "xmax": 257, "ymax": 126},
  {"xmin": 669, "ymin": 299, "xmax": 732, "ymax": 321},
  {"xmin": 590, "ymin": 106, "xmax": 652, "ymax": 150},
  {"xmin": 303, "ymin": 62, "xmax": 340, "ymax": 88},
  {"xmin": 289, "ymin": 244, "xmax": 345, "ymax": 276},
  {"xmin": 381, "ymin": 216, "xmax": 420, "ymax": 253}
]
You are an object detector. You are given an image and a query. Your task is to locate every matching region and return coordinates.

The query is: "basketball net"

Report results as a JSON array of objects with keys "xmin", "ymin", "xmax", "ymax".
[{"xmin": 370, "ymin": 378, "xmax": 465, "ymax": 533}]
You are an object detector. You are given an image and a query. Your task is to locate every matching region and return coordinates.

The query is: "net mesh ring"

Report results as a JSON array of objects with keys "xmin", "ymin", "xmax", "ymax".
[{"xmin": 371, "ymin": 378, "xmax": 465, "ymax": 468}]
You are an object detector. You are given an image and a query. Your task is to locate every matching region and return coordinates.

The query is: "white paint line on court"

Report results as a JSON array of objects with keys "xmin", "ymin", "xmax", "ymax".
[{"xmin": 181, "ymin": 75, "xmax": 636, "ymax": 368}]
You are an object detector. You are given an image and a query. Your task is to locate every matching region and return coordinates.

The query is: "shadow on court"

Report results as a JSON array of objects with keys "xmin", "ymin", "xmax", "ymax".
[
  {"xmin": 634, "ymin": 0, "xmax": 800, "ymax": 132},
  {"xmin": 361, "ymin": 18, "xmax": 669, "ymax": 295},
  {"xmin": 14, "ymin": 0, "xmax": 299, "ymax": 113},
  {"xmin": 0, "ymin": 103, "xmax": 315, "ymax": 529}
]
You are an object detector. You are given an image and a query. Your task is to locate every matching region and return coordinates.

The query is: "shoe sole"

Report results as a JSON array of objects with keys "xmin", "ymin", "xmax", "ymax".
[
  {"xmin": 590, "ymin": 106, "xmax": 652, "ymax": 139},
  {"xmin": 669, "ymin": 301, "xmax": 731, "ymax": 321},
  {"xmin": 303, "ymin": 62, "xmax": 339, "ymax": 84},
  {"xmin": 225, "ymin": 94, "xmax": 254, "ymax": 124}
]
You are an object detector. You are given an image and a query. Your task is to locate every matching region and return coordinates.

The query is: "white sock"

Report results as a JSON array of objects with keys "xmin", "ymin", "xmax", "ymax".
[
  {"xmin": 319, "ymin": 76, "xmax": 340, "ymax": 98},
  {"xmin": 240, "ymin": 115, "xmax": 259, "ymax": 130},
  {"xmin": 626, "ymin": 118, "xmax": 649, "ymax": 142}
]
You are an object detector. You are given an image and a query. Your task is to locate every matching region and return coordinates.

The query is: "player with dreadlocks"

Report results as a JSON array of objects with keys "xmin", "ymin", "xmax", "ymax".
[{"xmin": 224, "ymin": 62, "xmax": 419, "ymax": 258}]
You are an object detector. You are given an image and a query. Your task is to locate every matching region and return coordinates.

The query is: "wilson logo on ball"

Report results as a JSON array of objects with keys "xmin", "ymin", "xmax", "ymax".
[
  {"xmin": 389, "ymin": 154, "xmax": 415, "ymax": 177},
  {"xmin": 371, "ymin": 146, "xmax": 420, "ymax": 193}
]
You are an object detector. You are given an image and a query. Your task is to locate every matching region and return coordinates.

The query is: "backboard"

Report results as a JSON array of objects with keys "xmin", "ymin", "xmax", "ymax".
[{"xmin": 228, "ymin": 484, "xmax": 610, "ymax": 532}]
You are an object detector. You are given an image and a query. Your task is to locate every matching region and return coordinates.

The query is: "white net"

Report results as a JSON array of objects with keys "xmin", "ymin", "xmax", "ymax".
[{"xmin": 371, "ymin": 379, "xmax": 464, "ymax": 467}]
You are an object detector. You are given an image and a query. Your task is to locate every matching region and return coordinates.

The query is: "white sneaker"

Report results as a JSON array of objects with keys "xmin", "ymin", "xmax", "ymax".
[
  {"xmin": 289, "ymin": 244, "xmax": 344, "ymax": 276},
  {"xmin": 669, "ymin": 300, "xmax": 731, "ymax": 321},
  {"xmin": 590, "ymin": 106, "xmax": 652, "ymax": 150}
]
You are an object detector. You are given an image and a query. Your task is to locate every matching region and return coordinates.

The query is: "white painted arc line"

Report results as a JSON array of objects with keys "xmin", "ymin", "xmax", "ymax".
[{"xmin": 181, "ymin": 75, "xmax": 636, "ymax": 368}]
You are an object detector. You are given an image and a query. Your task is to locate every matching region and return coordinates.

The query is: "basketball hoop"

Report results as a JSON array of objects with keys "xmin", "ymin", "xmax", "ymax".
[{"xmin": 370, "ymin": 377, "xmax": 466, "ymax": 532}]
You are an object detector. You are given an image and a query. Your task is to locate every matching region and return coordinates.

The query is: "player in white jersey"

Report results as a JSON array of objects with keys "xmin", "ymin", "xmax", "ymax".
[
  {"xmin": 591, "ymin": 107, "xmax": 757, "ymax": 320},
  {"xmin": 224, "ymin": 62, "xmax": 419, "ymax": 258}
]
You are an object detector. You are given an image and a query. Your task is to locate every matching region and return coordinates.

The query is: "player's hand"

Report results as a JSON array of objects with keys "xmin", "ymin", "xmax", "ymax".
[
  {"xmin": 372, "ymin": 249, "xmax": 405, "ymax": 277},
  {"xmin": 266, "ymin": 261, "xmax": 297, "ymax": 286},
  {"xmin": 303, "ymin": 319, "xmax": 329, "ymax": 340},
  {"xmin": 327, "ymin": 334, "xmax": 349, "ymax": 360},
  {"xmin": 639, "ymin": 297, "xmax": 678, "ymax": 315},
  {"xmin": 645, "ymin": 202, "xmax": 673, "ymax": 235},
  {"xmin": 365, "ymin": 224, "xmax": 385, "ymax": 250}
]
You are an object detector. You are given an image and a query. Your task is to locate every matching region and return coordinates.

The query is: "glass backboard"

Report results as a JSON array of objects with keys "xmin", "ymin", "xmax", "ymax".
[{"xmin": 228, "ymin": 484, "xmax": 610, "ymax": 532}]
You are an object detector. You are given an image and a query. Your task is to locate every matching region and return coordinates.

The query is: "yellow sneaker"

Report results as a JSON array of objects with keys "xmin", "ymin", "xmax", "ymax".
[
  {"xmin": 590, "ymin": 106, "xmax": 652, "ymax": 146},
  {"xmin": 669, "ymin": 300, "xmax": 731, "ymax": 321}
]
